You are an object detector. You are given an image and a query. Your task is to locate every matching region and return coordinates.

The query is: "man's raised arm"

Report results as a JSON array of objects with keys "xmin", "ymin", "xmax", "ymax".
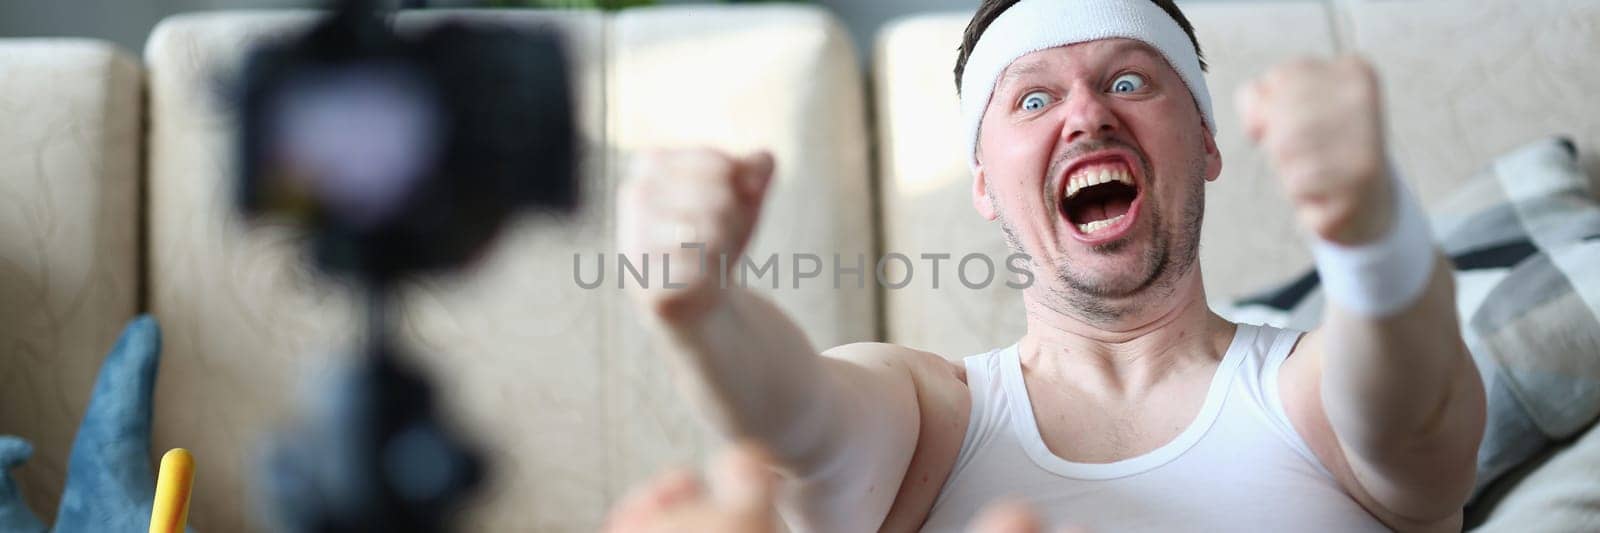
[
  {"xmin": 1239, "ymin": 57, "xmax": 1487, "ymax": 529},
  {"xmin": 615, "ymin": 149, "xmax": 931, "ymax": 531}
]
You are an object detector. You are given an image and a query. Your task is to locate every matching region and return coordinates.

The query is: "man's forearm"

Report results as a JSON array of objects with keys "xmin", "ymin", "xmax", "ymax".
[
  {"xmin": 1318, "ymin": 253, "xmax": 1486, "ymax": 518},
  {"xmin": 649, "ymin": 287, "xmax": 838, "ymax": 465},
  {"xmin": 1320, "ymin": 254, "xmax": 1482, "ymax": 449},
  {"xmin": 647, "ymin": 288, "xmax": 922, "ymax": 532}
]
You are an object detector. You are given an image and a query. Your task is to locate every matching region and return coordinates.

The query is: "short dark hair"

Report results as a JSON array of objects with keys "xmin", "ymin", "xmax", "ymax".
[{"xmin": 954, "ymin": 0, "xmax": 1207, "ymax": 94}]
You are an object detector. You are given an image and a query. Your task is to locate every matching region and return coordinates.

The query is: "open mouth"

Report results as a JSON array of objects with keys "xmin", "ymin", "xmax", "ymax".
[{"xmin": 1062, "ymin": 160, "xmax": 1141, "ymax": 235}]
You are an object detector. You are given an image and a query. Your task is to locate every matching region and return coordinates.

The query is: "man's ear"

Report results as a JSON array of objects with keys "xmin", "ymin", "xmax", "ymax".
[
  {"xmin": 972, "ymin": 165, "xmax": 999, "ymax": 221},
  {"xmin": 1203, "ymin": 128, "xmax": 1223, "ymax": 182}
]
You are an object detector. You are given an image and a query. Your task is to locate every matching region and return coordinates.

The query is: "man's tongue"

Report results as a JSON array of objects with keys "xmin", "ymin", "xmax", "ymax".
[{"xmin": 1067, "ymin": 185, "xmax": 1134, "ymax": 225}]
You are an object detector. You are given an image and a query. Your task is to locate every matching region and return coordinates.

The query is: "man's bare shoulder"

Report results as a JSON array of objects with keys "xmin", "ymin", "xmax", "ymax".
[
  {"xmin": 823, "ymin": 342, "xmax": 967, "ymax": 385},
  {"xmin": 824, "ymin": 342, "xmax": 974, "ymax": 530},
  {"xmin": 1280, "ymin": 330, "xmax": 1466, "ymax": 532},
  {"xmin": 821, "ymin": 343, "xmax": 971, "ymax": 409}
]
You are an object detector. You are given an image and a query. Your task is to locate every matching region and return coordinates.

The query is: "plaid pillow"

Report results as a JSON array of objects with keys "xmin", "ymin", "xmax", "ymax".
[{"xmin": 1215, "ymin": 137, "xmax": 1600, "ymax": 503}]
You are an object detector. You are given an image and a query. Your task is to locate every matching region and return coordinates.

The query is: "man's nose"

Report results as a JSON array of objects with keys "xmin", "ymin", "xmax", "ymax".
[{"xmin": 1059, "ymin": 88, "xmax": 1121, "ymax": 144}]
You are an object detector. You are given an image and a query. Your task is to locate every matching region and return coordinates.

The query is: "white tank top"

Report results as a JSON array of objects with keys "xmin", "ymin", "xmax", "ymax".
[{"xmin": 920, "ymin": 323, "xmax": 1388, "ymax": 532}]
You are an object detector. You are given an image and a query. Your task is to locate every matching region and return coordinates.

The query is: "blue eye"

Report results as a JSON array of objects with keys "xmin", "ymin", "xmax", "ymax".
[
  {"xmin": 1110, "ymin": 73, "xmax": 1147, "ymax": 93},
  {"xmin": 1020, "ymin": 91, "xmax": 1053, "ymax": 112}
]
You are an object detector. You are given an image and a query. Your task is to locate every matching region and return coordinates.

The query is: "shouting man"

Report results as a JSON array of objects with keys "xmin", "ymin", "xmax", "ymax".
[{"xmin": 616, "ymin": 0, "xmax": 1486, "ymax": 531}]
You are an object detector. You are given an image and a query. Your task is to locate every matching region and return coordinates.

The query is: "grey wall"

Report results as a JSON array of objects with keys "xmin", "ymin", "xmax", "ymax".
[
  {"xmin": 817, "ymin": 0, "xmax": 1315, "ymax": 63},
  {"xmin": 0, "ymin": 0, "xmax": 320, "ymax": 52},
  {"xmin": 0, "ymin": 0, "xmax": 170, "ymax": 52},
  {"xmin": 0, "ymin": 0, "xmax": 1305, "ymax": 59},
  {"xmin": 819, "ymin": 0, "xmax": 976, "ymax": 58}
]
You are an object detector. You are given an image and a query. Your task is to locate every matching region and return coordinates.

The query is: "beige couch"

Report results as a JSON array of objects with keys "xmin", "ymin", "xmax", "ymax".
[{"xmin": 2, "ymin": 1, "xmax": 1597, "ymax": 530}]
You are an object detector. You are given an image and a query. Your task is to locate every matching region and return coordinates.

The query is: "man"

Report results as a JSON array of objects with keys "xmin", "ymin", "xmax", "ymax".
[{"xmin": 616, "ymin": 0, "xmax": 1486, "ymax": 530}]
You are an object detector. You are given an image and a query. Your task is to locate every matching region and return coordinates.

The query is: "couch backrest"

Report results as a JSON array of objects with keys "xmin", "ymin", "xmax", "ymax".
[
  {"xmin": 1345, "ymin": 0, "xmax": 1600, "ymax": 207},
  {"xmin": 141, "ymin": 6, "xmax": 872, "ymax": 531},
  {"xmin": 874, "ymin": 0, "xmax": 1600, "ymax": 356},
  {"xmin": 0, "ymin": 39, "xmax": 142, "ymax": 521}
]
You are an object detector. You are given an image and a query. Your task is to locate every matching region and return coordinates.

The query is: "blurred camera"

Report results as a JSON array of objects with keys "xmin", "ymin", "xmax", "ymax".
[
  {"xmin": 233, "ymin": 1, "xmax": 580, "ymax": 531},
  {"xmin": 237, "ymin": 0, "xmax": 578, "ymax": 283}
]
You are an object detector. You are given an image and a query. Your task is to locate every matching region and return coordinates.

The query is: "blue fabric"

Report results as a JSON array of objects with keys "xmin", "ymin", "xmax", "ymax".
[
  {"xmin": 0, "ymin": 437, "xmax": 47, "ymax": 533},
  {"xmin": 0, "ymin": 316, "xmax": 192, "ymax": 533}
]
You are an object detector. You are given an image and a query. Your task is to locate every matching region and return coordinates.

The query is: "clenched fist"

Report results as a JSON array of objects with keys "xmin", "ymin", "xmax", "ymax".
[
  {"xmin": 601, "ymin": 444, "xmax": 779, "ymax": 533},
  {"xmin": 1237, "ymin": 56, "xmax": 1394, "ymax": 245},
  {"xmin": 602, "ymin": 446, "xmax": 1090, "ymax": 533},
  {"xmin": 616, "ymin": 148, "xmax": 775, "ymax": 323}
]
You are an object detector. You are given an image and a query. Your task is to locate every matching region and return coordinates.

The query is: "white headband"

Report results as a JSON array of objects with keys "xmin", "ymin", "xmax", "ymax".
[{"xmin": 959, "ymin": 0, "xmax": 1214, "ymax": 171}]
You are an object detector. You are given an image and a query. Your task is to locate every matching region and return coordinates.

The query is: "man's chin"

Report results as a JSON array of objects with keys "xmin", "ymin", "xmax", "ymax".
[
  {"xmin": 1059, "ymin": 249, "xmax": 1168, "ymax": 299},
  {"xmin": 1063, "ymin": 271, "xmax": 1158, "ymax": 299}
]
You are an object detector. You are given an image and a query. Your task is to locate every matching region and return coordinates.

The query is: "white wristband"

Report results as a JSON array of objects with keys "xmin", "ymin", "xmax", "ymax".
[{"xmin": 1310, "ymin": 174, "xmax": 1436, "ymax": 317}]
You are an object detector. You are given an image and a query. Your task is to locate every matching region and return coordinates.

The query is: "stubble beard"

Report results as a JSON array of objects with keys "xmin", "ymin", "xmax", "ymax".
[{"xmin": 998, "ymin": 155, "xmax": 1207, "ymax": 326}]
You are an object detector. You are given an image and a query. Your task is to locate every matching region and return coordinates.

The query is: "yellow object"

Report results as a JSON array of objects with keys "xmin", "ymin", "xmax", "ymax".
[{"xmin": 150, "ymin": 448, "xmax": 195, "ymax": 533}]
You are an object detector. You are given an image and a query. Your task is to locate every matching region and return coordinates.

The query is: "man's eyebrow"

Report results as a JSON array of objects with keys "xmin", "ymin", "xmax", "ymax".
[
  {"xmin": 1107, "ymin": 40, "xmax": 1165, "ymax": 66},
  {"xmin": 996, "ymin": 41, "xmax": 1165, "ymax": 92},
  {"xmin": 998, "ymin": 60, "xmax": 1047, "ymax": 91}
]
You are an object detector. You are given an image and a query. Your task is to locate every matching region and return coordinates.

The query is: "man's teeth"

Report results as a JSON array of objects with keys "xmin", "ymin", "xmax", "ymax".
[
  {"xmin": 1077, "ymin": 214, "xmax": 1125, "ymax": 234},
  {"xmin": 1065, "ymin": 167, "xmax": 1134, "ymax": 199}
]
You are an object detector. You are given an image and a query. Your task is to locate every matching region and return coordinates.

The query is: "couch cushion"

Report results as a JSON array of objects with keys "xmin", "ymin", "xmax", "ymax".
[
  {"xmin": 0, "ymin": 39, "xmax": 142, "ymax": 522},
  {"xmin": 1469, "ymin": 419, "xmax": 1600, "ymax": 531},
  {"xmin": 873, "ymin": 2, "xmax": 1338, "ymax": 356},
  {"xmin": 1347, "ymin": 0, "xmax": 1600, "ymax": 203},
  {"xmin": 143, "ymin": 6, "xmax": 872, "ymax": 530}
]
